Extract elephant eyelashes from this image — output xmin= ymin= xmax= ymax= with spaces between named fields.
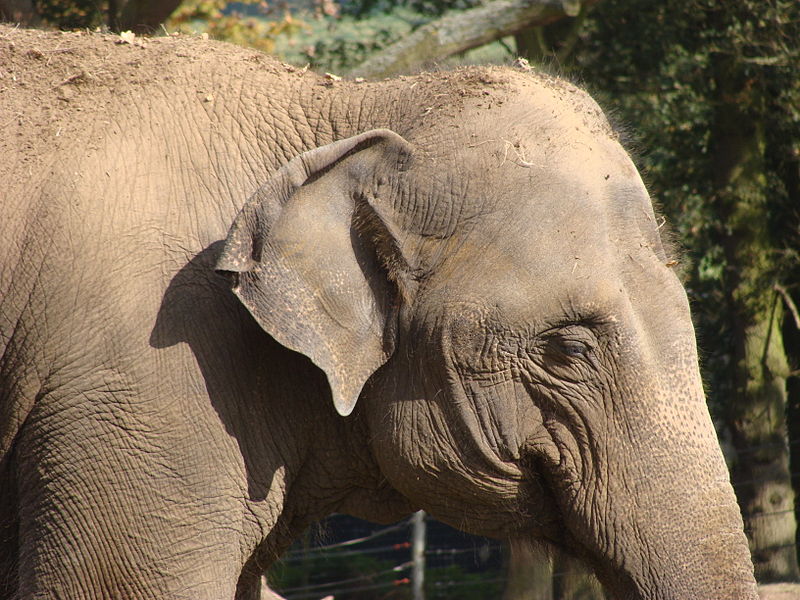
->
xmin=557 ymin=339 xmax=591 ymax=358
xmin=536 ymin=328 xmax=601 ymax=381
xmin=541 ymin=326 xmax=596 ymax=359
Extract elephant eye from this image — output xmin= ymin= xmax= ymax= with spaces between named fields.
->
xmin=558 ymin=339 xmax=591 ymax=357
xmin=542 ymin=328 xmax=596 ymax=361
xmin=535 ymin=327 xmax=600 ymax=381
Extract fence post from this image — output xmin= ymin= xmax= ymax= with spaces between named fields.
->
xmin=411 ymin=510 xmax=426 ymax=600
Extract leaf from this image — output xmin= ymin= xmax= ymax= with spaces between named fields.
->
xmin=118 ymin=30 xmax=136 ymax=45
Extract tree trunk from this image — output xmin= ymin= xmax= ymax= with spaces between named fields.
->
xmin=116 ymin=0 xmax=182 ymax=33
xmin=349 ymin=0 xmax=596 ymax=79
xmin=788 ymin=304 xmax=800 ymax=563
xmin=514 ymin=27 xmax=546 ymax=62
xmin=513 ymin=5 xmax=590 ymax=67
xmin=711 ymin=52 xmax=800 ymax=583
xmin=0 ymin=0 xmax=39 ymax=25
xmin=777 ymin=120 xmax=800 ymax=563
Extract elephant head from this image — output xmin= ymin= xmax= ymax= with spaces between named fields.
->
xmin=217 ymin=72 xmax=757 ymax=599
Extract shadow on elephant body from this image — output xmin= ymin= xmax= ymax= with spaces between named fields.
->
xmin=149 ymin=241 xmax=334 ymax=504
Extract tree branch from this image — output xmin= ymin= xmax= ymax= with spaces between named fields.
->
xmin=775 ymin=283 xmax=800 ymax=331
xmin=349 ymin=0 xmax=599 ymax=79
xmin=555 ymin=1 xmax=592 ymax=63
xmin=0 ymin=0 xmax=39 ymax=26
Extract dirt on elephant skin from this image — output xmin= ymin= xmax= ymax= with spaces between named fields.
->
xmin=0 ymin=23 xmax=615 ymax=182
xmin=0 ymin=25 xmax=308 ymax=174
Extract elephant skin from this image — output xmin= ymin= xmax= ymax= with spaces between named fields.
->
xmin=0 ymin=26 xmax=758 ymax=599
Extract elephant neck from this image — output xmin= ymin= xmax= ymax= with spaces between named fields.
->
xmin=296 ymin=406 xmax=416 ymax=525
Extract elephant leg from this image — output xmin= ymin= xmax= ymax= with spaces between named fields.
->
xmin=14 ymin=390 xmax=247 ymax=599
xmin=237 ymin=551 xmax=288 ymax=600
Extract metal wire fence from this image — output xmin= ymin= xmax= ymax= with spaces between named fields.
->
xmin=269 ymin=513 xmax=505 ymax=600
xmin=267 ymin=438 xmax=800 ymax=600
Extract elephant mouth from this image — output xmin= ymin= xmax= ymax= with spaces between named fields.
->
xmin=508 ymin=452 xmax=572 ymax=543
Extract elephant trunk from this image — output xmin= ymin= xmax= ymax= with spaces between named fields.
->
xmin=594 ymin=472 xmax=758 ymax=599
xmin=568 ymin=394 xmax=758 ymax=599
xmin=521 ymin=366 xmax=759 ymax=599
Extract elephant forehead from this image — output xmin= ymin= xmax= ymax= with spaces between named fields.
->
xmin=430 ymin=177 xmax=667 ymax=324
xmin=484 ymin=127 xmax=661 ymax=270
xmin=395 ymin=69 xmax=637 ymax=241
xmin=479 ymin=226 xmax=619 ymax=308
xmin=469 ymin=160 xmax=652 ymax=267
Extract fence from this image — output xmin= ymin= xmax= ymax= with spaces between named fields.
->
xmin=267 ymin=437 xmax=800 ymax=600
xmin=269 ymin=513 xmax=505 ymax=600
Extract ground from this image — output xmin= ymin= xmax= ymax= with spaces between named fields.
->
xmin=759 ymin=583 xmax=800 ymax=599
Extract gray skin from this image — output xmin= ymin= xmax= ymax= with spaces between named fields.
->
xmin=0 ymin=28 xmax=757 ymax=599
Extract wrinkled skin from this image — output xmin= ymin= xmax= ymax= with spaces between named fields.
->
xmin=0 ymin=27 xmax=757 ymax=599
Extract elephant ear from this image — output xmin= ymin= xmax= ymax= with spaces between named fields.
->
xmin=216 ymin=129 xmax=415 ymax=416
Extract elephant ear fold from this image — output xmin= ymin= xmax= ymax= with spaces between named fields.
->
xmin=216 ymin=129 xmax=414 ymax=416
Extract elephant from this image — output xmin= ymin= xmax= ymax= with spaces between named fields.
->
xmin=0 ymin=26 xmax=758 ymax=600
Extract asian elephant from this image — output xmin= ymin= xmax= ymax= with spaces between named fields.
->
xmin=0 ymin=26 xmax=758 ymax=599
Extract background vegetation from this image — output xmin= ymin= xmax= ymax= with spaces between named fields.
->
xmin=2 ymin=0 xmax=798 ymax=596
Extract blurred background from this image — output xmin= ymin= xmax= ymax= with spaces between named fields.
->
xmin=2 ymin=0 xmax=798 ymax=597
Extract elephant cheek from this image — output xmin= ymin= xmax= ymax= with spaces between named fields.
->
xmin=457 ymin=378 xmax=541 ymax=463
xmin=364 ymin=371 xmax=532 ymax=529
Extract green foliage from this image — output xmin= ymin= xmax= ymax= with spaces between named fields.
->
xmin=269 ymin=551 xmax=407 ymax=600
xmin=568 ymin=0 xmax=800 ymax=408
xmin=272 ymin=3 xmax=511 ymax=73
xmin=34 ymin=0 xmax=107 ymax=29
xmin=268 ymin=553 xmax=504 ymax=600
xmin=165 ymin=0 xmax=305 ymax=53
xmin=425 ymin=565 xmax=504 ymax=600
xmin=303 ymin=12 xmax=413 ymax=72
xmin=273 ymin=7 xmax=427 ymax=73
xmin=339 ymin=0 xmax=482 ymax=19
